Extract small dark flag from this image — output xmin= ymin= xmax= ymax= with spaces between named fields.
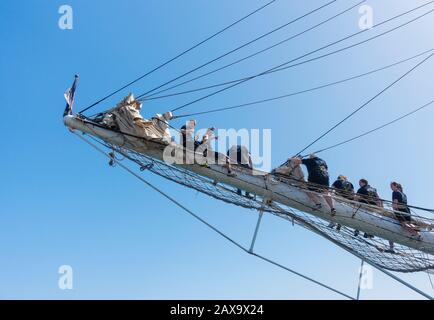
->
xmin=63 ymin=75 xmax=79 ymax=117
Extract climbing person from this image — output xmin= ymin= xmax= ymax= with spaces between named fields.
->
xmin=356 ymin=179 xmax=382 ymax=207
xmin=354 ymin=179 xmax=381 ymax=238
xmin=390 ymin=182 xmax=419 ymax=237
xmin=328 ymin=175 xmax=354 ymax=230
xmin=227 ymin=145 xmax=253 ymax=198
xmin=180 ymin=120 xmax=199 ymax=150
xmin=195 ymin=127 xmax=216 ymax=157
xmin=272 ymin=157 xmax=305 ymax=181
xmin=296 ymin=154 xmax=335 ymax=215
xmin=391 ymin=182 xmax=411 ymax=221
xmin=227 ymin=145 xmax=253 ymax=169
xmin=332 ymin=175 xmax=355 ymax=200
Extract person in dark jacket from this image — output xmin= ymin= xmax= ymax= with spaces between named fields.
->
xmin=328 ymin=175 xmax=355 ymax=230
xmin=227 ymin=145 xmax=253 ymax=169
xmin=354 ymin=179 xmax=382 ymax=238
xmin=296 ymin=154 xmax=335 ymax=214
xmin=332 ymin=175 xmax=355 ymax=200
xmin=180 ymin=120 xmax=199 ymax=150
xmin=390 ymin=182 xmax=419 ymax=237
xmin=390 ymin=182 xmax=411 ymax=222
xmin=227 ymin=145 xmax=253 ymax=198
xmin=356 ymin=179 xmax=382 ymax=207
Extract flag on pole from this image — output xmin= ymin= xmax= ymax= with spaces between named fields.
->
xmin=63 ymin=75 xmax=79 ymax=116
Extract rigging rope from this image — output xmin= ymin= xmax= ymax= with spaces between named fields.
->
xmin=295 ymin=52 xmax=434 ymax=156
xmin=142 ymin=22 xmax=434 ymax=103
xmin=170 ymin=3 xmax=434 ymax=112
xmin=170 ymin=48 xmax=434 ymax=117
xmin=310 ymin=100 xmax=434 ymax=155
xmin=135 ymin=0 xmax=337 ymax=99
xmin=77 ymin=0 xmax=277 ymax=114
xmin=139 ymin=0 xmax=365 ymax=100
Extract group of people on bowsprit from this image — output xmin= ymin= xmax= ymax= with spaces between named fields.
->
xmin=288 ymin=154 xmax=417 ymax=239
xmin=180 ymin=121 xmax=252 ymax=165
xmin=180 ymin=121 xmax=254 ymax=197
xmin=180 ymin=120 xmax=213 ymax=151
xmin=178 ymin=122 xmax=417 ymax=242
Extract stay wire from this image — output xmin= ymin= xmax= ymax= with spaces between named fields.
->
xmin=77 ymin=0 xmax=277 ymax=114
xmin=310 ymin=100 xmax=434 ymax=155
xmin=135 ymin=0 xmax=337 ymax=100
xmin=295 ymin=52 xmax=434 ymax=156
xmin=140 ymin=0 xmax=365 ymax=100
xmin=170 ymin=2 xmax=434 ymax=113
xmin=171 ymin=48 xmax=434 ymax=118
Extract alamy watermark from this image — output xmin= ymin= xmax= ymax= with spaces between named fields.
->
xmin=163 ymin=122 xmax=272 ymax=173
xmin=58 ymin=5 xmax=73 ymax=30
xmin=358 ymin=4 xmax=374 ymax=30
xmin=58 ymin=265 xmax=73 ymax=290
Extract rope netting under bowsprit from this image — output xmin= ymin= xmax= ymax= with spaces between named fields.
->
xmin=270 ymin=203 xmax=434 ymax=273
xmin=103 ymin=142 xmax=434 ymax=273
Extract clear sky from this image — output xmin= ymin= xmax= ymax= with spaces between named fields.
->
xmin=1 ymin=0 xmax=434 ymax=299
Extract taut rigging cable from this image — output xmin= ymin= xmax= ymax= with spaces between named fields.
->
xmin=139 ymin=0 xmax=365 ymax=100
xmin=77 ymin=0 xmax=277 ymax=114
xmin=169 ymin=4 xmax=434 ymax=112
xmin=310 ymin=100 xmax=434 ymax=155
xmin=134 ymin=0 xmax=338 ymax=99
xmin=169 ymin=48 xmax=434 ymax=117
xmin=294 ymin=52 xmax=434 ymax=156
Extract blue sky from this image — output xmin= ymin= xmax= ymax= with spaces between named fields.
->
xmin=1 ymin=0 xmax=434 ymax=299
